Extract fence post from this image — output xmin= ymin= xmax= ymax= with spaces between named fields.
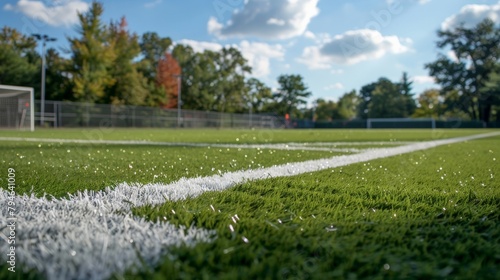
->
xmin=59 ymin=101 xmax=63 ymax=127
xmin=54 ymin=102 xmax=58 ymax=128
xmin=86 ymin=103 xmax=90 ymax=127
xmin=132 ymin=106 xmax=136 ymax=127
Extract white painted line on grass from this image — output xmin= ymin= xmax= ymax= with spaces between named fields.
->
xmin=1 ymin=132 xmax=499 ymax=280
xmin=0 ymin=137 xmax=379 ymax=153
xmin=287 ymin=141 xmax=417 ymax=146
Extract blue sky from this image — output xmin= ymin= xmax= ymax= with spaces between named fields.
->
xmin=2 ymin=0 xmax=500 ymax=103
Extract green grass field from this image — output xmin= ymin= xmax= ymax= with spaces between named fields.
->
xmin=0 ymin=128 xmax=493 ymax=143
xmin=1 ymin=129 xmax=499 ymax=280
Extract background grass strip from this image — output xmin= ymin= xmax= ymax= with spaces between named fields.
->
xmin=0 ymin=128 xmax=495 ymax=143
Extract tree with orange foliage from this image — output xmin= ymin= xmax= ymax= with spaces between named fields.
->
xmin=157 ymin=52 xmax=181 ymax=108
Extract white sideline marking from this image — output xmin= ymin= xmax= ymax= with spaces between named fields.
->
xmin=0 ymin=136 xmax=390 ymax=153
xmin=1 ymin=132 xmax=499 ymax=280
xmin=289 ymin=141 xmax=416 ymax=146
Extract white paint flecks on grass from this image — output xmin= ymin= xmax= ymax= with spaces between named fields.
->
xmin=0 ymin=132 xmax=499 ymax=280
xmin=0 ymin=191 xmax=215 ymax=280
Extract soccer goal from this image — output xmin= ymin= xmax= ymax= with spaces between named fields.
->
xmin=0 ymin=84 xmax=35 ymax=131
xmin=367 ymin=118 xmax=436 ymax=129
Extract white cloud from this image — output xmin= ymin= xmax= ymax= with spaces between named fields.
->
xmin=303 ymin=31 xmax=333 ymax=45
xmin=324 ymin=83 xmax=344 ymax=91
xmin=177 ymin=39 xmax=284 ymax=78
xmin=442 ymin=2 xmax=500 ymax=30
xmin=207 ymin=17 xmax=224 ymax=35
xmin=267 ymin=18 xmax=286 ymax=26
xmin=387 ymin=0 xmax=430 ymax=5
xmin=177 ymin=39 xmax=224 ymax=53
xmin=303 ymin=30 xmax=316 ymax=39
xmin=296 ymin=46 xmax=331 ymax=69
xmin=239 ymin=41 xmax=285 ymax=77
xmin=4 ymin=0 xmax=89 ymax=27
xmin=412 ymin=75 xmax=436 ymax=84
xmin=144 ymin=0 xmax=162 ymax=9
xmin=208 ymin=0 xmax=320 ymax=40
xmin=330 ymin=69 xmax=344 ymax=75
xmin=298 ymin=29 xmax=411 ymax=69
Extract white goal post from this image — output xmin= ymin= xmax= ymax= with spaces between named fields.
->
xmin=0 ymin=84 xmax=35 ymax=131
xmin=367 ymin=118 xmax=436 ymax=129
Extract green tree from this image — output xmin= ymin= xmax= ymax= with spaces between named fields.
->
xmin=68 ymin=1 xmax=116 ymax=103
xmin=337 ymin=90 xmax=359 ymax=119
xmin=272 ymin=74 xmax=312 ymax=117
xmin=105 ymin=17 xmax=148 ymax=105
xmin=0 ymin=27 xmax=38 ymax=91
xmin=313 ymin=98 xmax=339 ymax=121
xmin=359 ymin=77 xmax=416 ymax=118
xmin=137 ymin=32 xmax=173 ymax=107
xmin=357 ymin=81 xmax=377 ymax=119
xmin=172 ymin=45 xmax=252 ymax=113
xmin=243 ymin=78 xmax=272 ymax=113
xmin=399 ymin=72 xmax=417 ymax=116
xmin=481 ymin=65 xmax=500 ymax=121
xmin=172 ymin=45 xmax=217 ymax=111
xmin=138 ymin=32 xmax=172 ymax=81
xmin=212 ymin=47 xmax=252 ymax=113
xmin=412 ymin=89 xmax=445 ymax=118
xmin=426 ymin=18 xmax=500 ymax=122
xmin=368 ymin=78 xmax=408 ymax=118
xmin=441 ymin=90 xmax=473 ymax=120
xmin=44 ymin=48 xmax=72 ymax=100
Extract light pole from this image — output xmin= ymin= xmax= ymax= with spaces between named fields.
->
xmin=249 ymin=102 xmax=253 ymax=128
xmin=32 ymin=34 xmax=56 ymax=126
xmin=173 ymin=74 xmax=182 ymax=128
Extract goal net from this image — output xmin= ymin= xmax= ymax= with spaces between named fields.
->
xmin=0 ymin=85 xmax=35 ymax=131
xmin=367 ymin=118 xmax=436 ymax=129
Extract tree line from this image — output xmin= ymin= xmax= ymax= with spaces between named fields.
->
xmin=0 ymin=2 xmax=498 ymax=122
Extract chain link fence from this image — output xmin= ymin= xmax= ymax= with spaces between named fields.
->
xmin=32 ymin=100 xmax=498 ymax=129
xmin=35 ymin=100 xmax=283 ymax=128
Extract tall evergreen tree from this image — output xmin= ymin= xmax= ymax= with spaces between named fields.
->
xmin=68 ymin=1 xmax=115 ymax=103
xmin=399 ymin=72 xmax=417 ymax=116
xmin=105 ymin=17 xmax=148 ymax=105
